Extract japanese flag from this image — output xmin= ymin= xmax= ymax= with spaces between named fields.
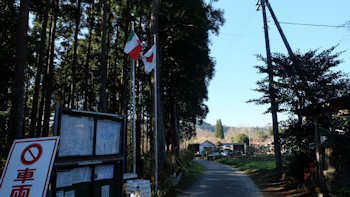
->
xmin=141 ymin=44 xmax=155 ymax=74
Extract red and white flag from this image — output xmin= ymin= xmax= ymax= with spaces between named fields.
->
xmin=142 ymin=45 xmax=155 ymax=74
xmin=124 ymin=30 xmax=142 ymax=60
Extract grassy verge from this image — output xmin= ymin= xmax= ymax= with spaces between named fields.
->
xmin=167 ymin=160 xmax=204 ymax=196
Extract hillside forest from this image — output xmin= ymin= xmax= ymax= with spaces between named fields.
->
xmin=194 ymin=121 xmax=274 ymax=145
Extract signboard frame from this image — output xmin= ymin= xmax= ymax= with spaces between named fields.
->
xmin=51 ymin=106 xmax=126 ymax=197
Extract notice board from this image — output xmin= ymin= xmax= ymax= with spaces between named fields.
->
xmin=52 ymin=106 xmax=126 ymax=197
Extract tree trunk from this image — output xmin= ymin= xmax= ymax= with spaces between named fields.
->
xmin=84 ymin=1 xmax=94 ymax=110
xmin=150 ymin=0 xmax=166 ymax=178
xmin=71 ymin=0 xmax=81 ymax=109
xmin=9 ymin=0 xmax=31 ymax=142
xmin=36 ymin=71 xmax=46 ymax=137
xmin=100 ymin=0 xmax=108 ymax=112
xmin=111 ymin=26 xmax=119 ymax=113
xmin=43 ymin=0 xmax=58 ymax=137
xmin=170 ymin=68 xmax=180 ymax=156
xmin=22 ymin=88 xmax=28 ymax=137
xmin=29 ymin=0 xmax=50 ymax=137
xmin=122 ymin=0 xmax=130 ymax=115
xmin=121 ymin=0 xmax=131 ymax=175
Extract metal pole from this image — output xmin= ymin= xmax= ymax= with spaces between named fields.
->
xmin=132 ymin=22 xmax=136 ymax=175
xmin=154 ymin=34 xmax=158 ymax=191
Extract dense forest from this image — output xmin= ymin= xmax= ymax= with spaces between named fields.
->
xmin=0 ymin=0 xmax=224 ymax=179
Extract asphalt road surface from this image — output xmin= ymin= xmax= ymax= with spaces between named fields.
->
xmin=179 ymin=158 xmax=263 ymax=197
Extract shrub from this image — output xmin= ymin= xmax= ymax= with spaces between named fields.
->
xmin=284 ymin=150 xmax=315 ymax=181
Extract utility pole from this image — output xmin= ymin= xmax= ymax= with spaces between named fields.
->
xmin=265 ymin=0 xmax=294 ymax=58
xmin=260 ymin=0 xmax=282 ymax=169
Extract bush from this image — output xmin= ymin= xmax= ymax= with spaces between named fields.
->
xmin=330 ymin=188 xmax=350 ymax=197
xmin=284 ymin=150 xmax=315 ymax=181
xmin=180 ymin=150 xmax=194 ymax=166
xmin=246 ymin=146 xmax=256 ymax=153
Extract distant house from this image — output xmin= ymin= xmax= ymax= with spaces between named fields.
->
xmin=220 ymin=143 xmax=246 ymax=154
xmin=199 ymin=141 xmax=216 ymax=155
xmin=249 ymin=141 xmax=260 ymax=148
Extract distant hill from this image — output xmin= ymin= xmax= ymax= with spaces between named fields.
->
xmin=196 ymin=121 xmax=231 ymax=133
xmin=196 ymin=121 xmax=270 ymax=134
xmin=196 ymin=121 xmax=214 ymax=132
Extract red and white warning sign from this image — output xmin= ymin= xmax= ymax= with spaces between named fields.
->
xmin=0 ymin=136 xmax=59 ymax=197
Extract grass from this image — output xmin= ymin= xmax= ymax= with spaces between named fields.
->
xmin=167 ymin=160 xmax=205 ymax=196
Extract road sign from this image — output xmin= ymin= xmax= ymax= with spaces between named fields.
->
xmin=0 ymin=137 xmax=59 ymax=197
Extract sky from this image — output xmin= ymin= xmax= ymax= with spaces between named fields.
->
xmin=203 ymin=0 xmax=350 ymax=127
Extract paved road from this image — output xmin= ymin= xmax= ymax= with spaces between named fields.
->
xmin=179 ymin=158 xmax=263 ymax=197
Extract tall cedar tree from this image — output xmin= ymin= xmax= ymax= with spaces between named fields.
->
xmin=9 ymin=0 xmax=31 ymax=142
xmin=214 ymin=119 xmax=224 ymax=139
xmin=160 ymin=0 xmax=224 ymax=150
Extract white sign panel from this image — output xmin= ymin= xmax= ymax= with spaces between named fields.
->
xmin=0 ymin=137 xmax=59 ymax=197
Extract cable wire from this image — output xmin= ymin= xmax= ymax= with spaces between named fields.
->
xmin=279 ymin=22 xmax=350 ymax=28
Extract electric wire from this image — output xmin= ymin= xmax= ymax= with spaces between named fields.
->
xmin=217 ymin=0 xmax=258 ymax=71
xmin=279 ymin=22 xmax=350 ymax=28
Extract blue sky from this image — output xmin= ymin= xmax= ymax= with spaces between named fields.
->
xmin=204 ymin=0 xmax=350 ymax=127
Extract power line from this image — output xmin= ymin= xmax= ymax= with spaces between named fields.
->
xmin=220 ymin=30 xmax=260 ymax=37
xmin=218 ymin=1 xmax=258 ymax=69
xmin=279 ymin=22 xmax=350 ymax=28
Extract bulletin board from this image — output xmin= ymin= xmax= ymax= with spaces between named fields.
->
xmin=51 ymin=106 xmax=126 ymax=197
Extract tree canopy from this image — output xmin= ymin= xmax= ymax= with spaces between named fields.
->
xmin=248 ymin=47 xmax=350 ymax=116
xmin=232 ymin=133 xmax=249 ymax=144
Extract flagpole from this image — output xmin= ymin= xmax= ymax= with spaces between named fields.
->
xmin=132 ymin=21 xmax=136 ymax=175
xmin=154 ymin=34 xmax=158 ymax=191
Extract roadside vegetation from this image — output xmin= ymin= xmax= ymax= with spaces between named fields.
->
xmin=167 ymin=159 xmax=204 ymax=196
xmin=149 ymin=150 xmax=204 ymax=197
